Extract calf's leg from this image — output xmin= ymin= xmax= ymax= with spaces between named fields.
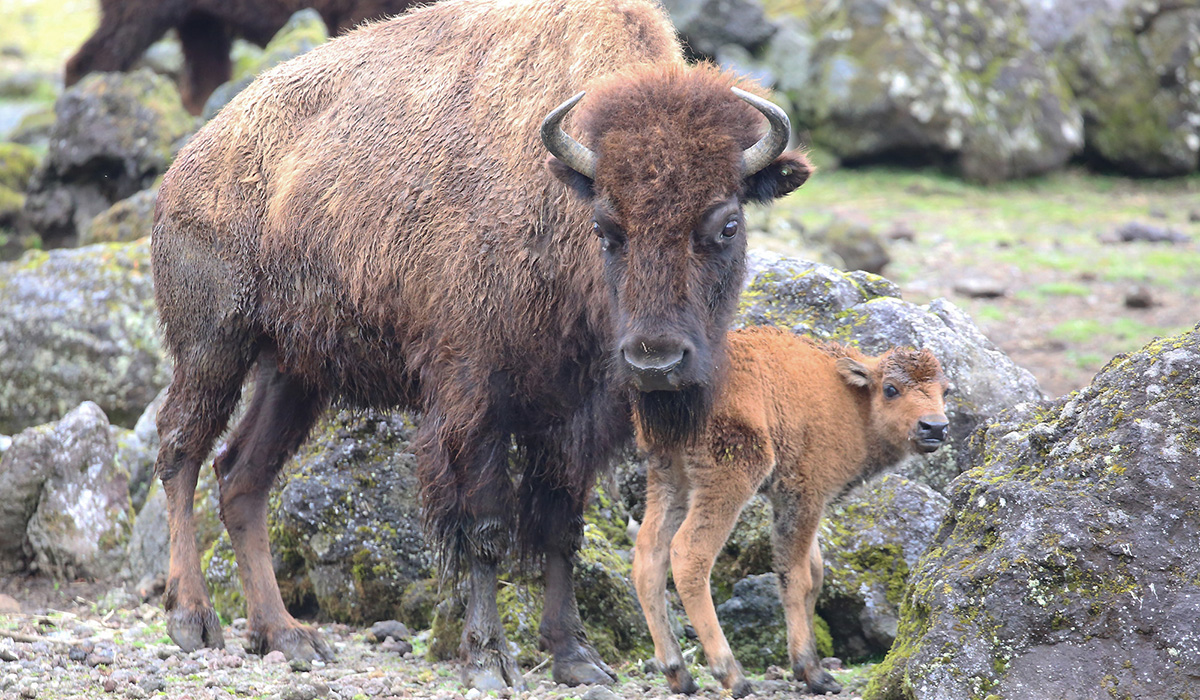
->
xmin=632 ymin=450 xmax=697 ymax=694
xmin=669 ymin=457 xmax=767 ymax=698
xmin=770 ymin=490 xmax=841 ymax=695
xmin=215 ymin=351 xmax=331 ymax=660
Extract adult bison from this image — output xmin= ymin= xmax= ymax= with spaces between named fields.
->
xmin=66 ymin=0 xmax=417 ymax=114
xmin=151 ymin=0 xmax=811 ymax=689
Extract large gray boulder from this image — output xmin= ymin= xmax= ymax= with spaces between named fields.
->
xmin=1056 ymin=2 xmax=1200 ymax=176
xmin=22 ymin=68 xmax=193 ymax=246
xmin=662 ymin=0 xmax=776 ymax=56
xmin=22 ymin=403 xmax=134 ymax=581
xmin=868 ymin=326 xmax=1200 ymax=699
xmin=738 ymin=252 xmax=1043 ymax=492
xmin=266 ymin=408 xmax=432 ymax=624
xmin=763 ymin=0 xmax=1083 ymax=182
xmin=0 ymin=427 xmax=54 ymax=573
xmin=818 ymin=475 xmax=950 ymax=661
xmin=0 ymin=240 xmax=170 ymax=435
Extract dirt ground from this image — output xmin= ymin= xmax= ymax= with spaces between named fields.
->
xmin=751 ymin=165 xmax=1200 ymax=398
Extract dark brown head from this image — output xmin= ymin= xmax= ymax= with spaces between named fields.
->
xmin=542 ymin=63 xmax=812 ymax=443
xmin=836 ymin=347 xmax=950 ymax=456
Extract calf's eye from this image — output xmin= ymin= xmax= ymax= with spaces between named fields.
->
xmin=884 ymin=384 xmax=899 ymax=399
xmin=592 ymin=221 xmax=602 ymax=237
xmin=721 ymin=219 xmax=740 ymax=238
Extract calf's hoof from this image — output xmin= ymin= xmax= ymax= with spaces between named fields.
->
xmin=730 ymin=678 xmax=754 ymax=698
xmin=167 ymin=605 xmax=225 ymax=652
xmin=665 ymin=663 xmax=699 ymax=695
xmin=551 ymin=641 xmax=618 ymax=686
xmin=805 ymin=669 xmax=843 ymax=695
xmin=252 ymin=623 xmax=335 ymax=662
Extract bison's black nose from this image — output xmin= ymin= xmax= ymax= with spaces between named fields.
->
xmin=621 ymin=338 xmax=688 ymax=391
xmin=916 ymin=416 xmax=949 ymax=452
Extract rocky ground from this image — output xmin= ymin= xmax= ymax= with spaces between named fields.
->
xmin=0 ymin=580 xmax=867 ymax=700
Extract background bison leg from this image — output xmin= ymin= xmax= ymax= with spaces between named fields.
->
xmin=64 ymin=4 xmax=178 ymax=87
xmin=632 ymin=451 xmax=698 ymax=694
xmin=176 ymin=12 xmax=233 ymax=115
xmin=215 ymin=350 xmax=332 ymax=661
xmin=518 ymin=438 xmax=617 ymax=687
xmin=157 ymin=351 xmax=253 ymax=653
xmin=768 ymin=489 xmax=842 ymax=695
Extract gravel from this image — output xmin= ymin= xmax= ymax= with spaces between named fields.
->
xmin=0 ymin=584 xmax=866 ymax=700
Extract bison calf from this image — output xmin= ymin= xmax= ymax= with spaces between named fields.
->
xmin=633 ymin=326 xmax=949 ymax=696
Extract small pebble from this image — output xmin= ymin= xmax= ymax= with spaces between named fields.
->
xmin=580 ymin=686 xmax=619 ymax=700
xmin=821 ymin=656 xmax=844 ymax=671
xmin=290 ymin=657 xmax=312 ymax=672
xmin=263 ymin=650 xmax=288 ymax=664
xmin=104 ymin=678 xmax=118 ymax=692
xmin=1124 ymin=285 xmax=1155 ymax=309
xmin=0 ymin=648 xmax=19 ymax=662
xmin=367 ymin=620 xmax=411 ymax=643
xmin=465 ymin=688 xmax=482 ymax=700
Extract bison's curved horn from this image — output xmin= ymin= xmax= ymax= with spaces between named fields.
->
xmin=541 ymin=91 xmax=597 ymax=180
xmin=733 ymin=87 xmax=791 ymax=176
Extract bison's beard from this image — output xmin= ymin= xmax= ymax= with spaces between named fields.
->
xmin=633 ymin=384 xmax=713 ymax=448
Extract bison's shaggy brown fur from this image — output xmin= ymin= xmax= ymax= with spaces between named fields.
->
xmin=151 ymin=0 xmax=811 ymax=689
xmin=633 ymin=327 xmax=948 ymax=697
xmin=65 ymin=0 xmax=418 ymax=114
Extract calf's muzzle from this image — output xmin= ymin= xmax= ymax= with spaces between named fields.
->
xmin=915 ymin=415 xmax=949 ymax=452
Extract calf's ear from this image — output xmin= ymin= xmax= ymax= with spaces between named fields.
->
xmin=836 ymin=357 xmax=872 ymax=388
xmin=743 ymin=151 xmax=813 ymax=203
xmin=548 ymin=156 xmax=595 ymax=200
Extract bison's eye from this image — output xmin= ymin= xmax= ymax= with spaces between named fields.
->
xmin=721 ymin=219 xmax=740 ymax=239
xmin=884 ymin=384 xmax=900 ymax=399
xmin=592 ymin=221 xmax=602 ymax=237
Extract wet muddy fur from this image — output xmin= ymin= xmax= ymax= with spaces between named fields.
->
xmin=633 ymin=328 xmax=948 ymax=696
xmin=151 ymin=0 xmax=810 ymax=688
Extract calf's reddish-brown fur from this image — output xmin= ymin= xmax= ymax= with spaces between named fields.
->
xmin=633 ymin=327 xmax=949 ymax=697
xmin=151 ymin=0 xmax=811 ymax=689
xmin=66 ymin=0 xmax=418 ymax=114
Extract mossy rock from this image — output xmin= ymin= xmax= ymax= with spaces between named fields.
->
xmin=202 ymin=532 xmax=245 ymax=621
xmin=761 ymin=0 xmax=1083 ymax=181
xmin=0 ymin=185 xmax=23 ymax=225
xmin=84 ymin=188 xmax=157 ymax=244
xmin=428 ymin=593 xmax=466 ymax=662
xmin=0 ymin=143 xmax=38 ymax=191
xmin=817 ymin=475 xmax=949 ymax=661
xmin=867 ymin=327 xmax=1200 ymax=699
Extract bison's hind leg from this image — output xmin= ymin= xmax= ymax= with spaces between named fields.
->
xmin=177 ymin=11 xmax=233 ymax=115
xmin=214 ymin=348 xmax=331 ymax=661
xmin=158 ymin=340 xmax=258 ymax=653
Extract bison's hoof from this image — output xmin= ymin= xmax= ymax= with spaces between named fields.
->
xmin=806 ymin=669 xmax=843 ymax=695
xmin=167 ymin=605 xmax=225 ymax=652
xmin=551 ymin=640 xmax=618 ymax=687
xmin=462 ymin=646 xmax=526 ymax=691
xmin=664 ymin=664 xmax=699 ymax=695
xmin=253 ymin=624 xmax=336 ymax=662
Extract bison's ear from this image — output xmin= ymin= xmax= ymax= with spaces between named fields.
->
xmin=548 ymin=156 xmax=595 ymax=200
xmin=742 ymin=151 xmax=813 ymax=203
xmin=836 ymin=357 xmax=872 ymax=389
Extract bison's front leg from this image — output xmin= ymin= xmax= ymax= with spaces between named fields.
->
xmin=521 ymin=463 xmax=617 ymax=687
xmin=460 ymin=527 xmax=525 ymax=691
